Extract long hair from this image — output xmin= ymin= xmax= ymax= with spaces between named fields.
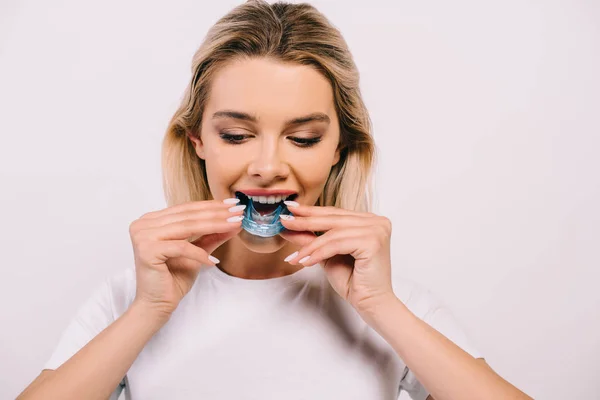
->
xmin=162 ymin=0 xmax=375 ymax=212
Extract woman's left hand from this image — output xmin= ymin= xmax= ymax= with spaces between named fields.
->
xmin=279 ymin=203 xmax=395 ymax=315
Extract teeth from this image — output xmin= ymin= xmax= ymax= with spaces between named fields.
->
xmin=247 ymin=195 xmax=291 ymax=204
xmin=249 ymin=207 xmax=277 ymax=223
xmin=252 ymin=213 xmax=274 ymax=223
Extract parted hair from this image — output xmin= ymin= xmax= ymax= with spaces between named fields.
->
xmin=161 ymin=0 xmax=375 ymax=212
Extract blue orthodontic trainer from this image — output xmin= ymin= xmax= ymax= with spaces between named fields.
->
xmin=241 ymin=198 xmax=293 ymax=238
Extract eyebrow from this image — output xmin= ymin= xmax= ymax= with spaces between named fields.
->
xmin=212 ymin=110 xmax=330 ymax=126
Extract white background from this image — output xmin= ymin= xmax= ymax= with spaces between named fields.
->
xmin=1 ymin=0 xmax=598 ymax=399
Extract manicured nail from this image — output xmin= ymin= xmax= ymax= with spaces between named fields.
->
xmin=223 ymin=198 xmax=240 ymax=204
xmin=284 ymin=251 xmax=299 ymax=262
xmin=208 ymin=255 xmax=220 ymax=264
xmin=279 ymin=214 xmax=294 ymax=220
xmin=228 ymin=205 xmax=246 ymax=212
xmin=227 ymin=215 xmax=244 ymax=222
xmin=298 ymin=256 xmax=311 ymax=264
xmin=284 ymin=200 xmax=299 ymax=207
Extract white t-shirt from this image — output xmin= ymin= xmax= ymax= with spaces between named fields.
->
xmin=44 ymin=265 xmax=481 ymax=400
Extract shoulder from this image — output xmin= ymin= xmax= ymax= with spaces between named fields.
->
xmin=85 ymin=267 xmax=137 ymax=320
xmin=392 ymin=275 xmax=483 ymax=360
xmin=392 ymin=277 xmax=445 ymax=321
xmin=42 ymin=267 xmax=136 ymax=373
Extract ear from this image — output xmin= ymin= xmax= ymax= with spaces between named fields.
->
xmin=187 ymin=131 xmax=206 ymax=160
xmin=332 ymin=144 xmax=344 ymax=166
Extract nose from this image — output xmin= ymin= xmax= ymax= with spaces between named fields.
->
xmin=247 ymin=136 xmax=290 ymax=183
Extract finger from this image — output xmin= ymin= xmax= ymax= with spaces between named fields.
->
xmin=279 ymin=214 xmax=373 ymax=233
xmin=285 ymin=228 xmax=354 ymax=263
xmin=194 ymin=226 xmax=243 ymax=255
xmin=165 ymin=255 xmax=204 ymax=274
xmin=149 ymin=240 xmax=216 ymax=267
xmin=278 ymin=229 xmax=317 ymax=247
xmin=283 ymin=203 xmax=371 ymax=218
xmin=142 ymin=216 xmax=244 ymax=242
xmin=136 ymin=205 xmax=246 ymax=231
xmin=140 ymin=198 xmax=240 ymax=220
xmin=293 ymin=234 xmax=367 ymax=267
xmin=285 ymin=228 xmax=366 ymax=265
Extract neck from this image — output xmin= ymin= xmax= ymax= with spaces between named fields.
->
xmin=212 ymin=235 xmax=303 ymax=280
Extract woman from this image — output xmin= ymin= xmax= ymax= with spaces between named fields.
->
xmin=19 ymin=1 xmax=531 ymax=399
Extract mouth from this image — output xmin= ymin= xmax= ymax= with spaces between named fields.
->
xmin=234 ymin=191 xmax=298 ymax=217
xmin=234 ymin=191 xmax=297 ymax=237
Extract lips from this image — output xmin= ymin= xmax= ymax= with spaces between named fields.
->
xmin=234 ymin=190 xmax=295 ymax=237
xmin=234 ymin=191 xmax=297 ymax=216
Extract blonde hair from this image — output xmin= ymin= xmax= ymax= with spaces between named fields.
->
xmin=161 ymin=0 xmax=375 ymax=212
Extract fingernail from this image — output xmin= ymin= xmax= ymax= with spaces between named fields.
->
xmin=227 ymin=215 xmax=244 ymax=222
xmin=228 ymin=205 xmax=246 ymax=212
xmin=284 ymin=200 xmax=299 ymax=207
xmin=298 ymin=256 xmax=311 ymax=264
xmin=223 ymin=198 xmax=240 ymax=204
xmin=284 ymin=251 xmax=299 ymax=262
xmin=208 ymin=255 xmax=220 ymax=264
xmin=279 ymin=214 xmax=295 ymax=220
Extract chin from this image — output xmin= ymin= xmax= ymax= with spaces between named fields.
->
xmin=238 ymin=230 xmax=287 ymax=254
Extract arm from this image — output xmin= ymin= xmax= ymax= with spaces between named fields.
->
xmin=17 ymin=301 xmax=168 ymax=400
xmin=19 ymin=199 xmax=243 ymax=399
xmin=425 ymin=359 xmax=497 ymax=400
xmin=364 ymin=295 xmax=532 ymax=400
xmin=277 ymin=206 xmax=531 ymax=399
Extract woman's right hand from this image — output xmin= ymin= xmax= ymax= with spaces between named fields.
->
xmin=128 ymin=199 xmax=244 ymax=319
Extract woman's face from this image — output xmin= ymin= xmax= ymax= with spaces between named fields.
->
xmin=190 ymin=57 xmax=341 ymax=252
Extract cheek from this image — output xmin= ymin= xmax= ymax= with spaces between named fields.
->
xmin=203 ymin=141 xmax=247 ymax=194
xmin=291 ymin=147 xmax=337 ymax=198
xmin=297 ymin=166 xmax=332 ymax=200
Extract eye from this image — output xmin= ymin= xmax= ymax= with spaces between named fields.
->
xmin=219 ymin=132 xmax=250 ymax=144
xmin=288 ymin=136 xmax=322 ymax=148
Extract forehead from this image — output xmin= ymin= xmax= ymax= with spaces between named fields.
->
xmin=205 ymin=57 xmax=337 ymax=120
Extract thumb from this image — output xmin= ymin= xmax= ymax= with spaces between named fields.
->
xmin=278 ymin=229 xmax=317 ymax=247
xmin=193 ymin=227 xmax=242 ymax=254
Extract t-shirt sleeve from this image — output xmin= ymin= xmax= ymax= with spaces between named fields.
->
xmin=43 ymin=268 xmax=135 ymax=400
xmin=393 ymin=279 xmax=483 ymax=400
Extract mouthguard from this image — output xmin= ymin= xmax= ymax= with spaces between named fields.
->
xmin=241 ymin=198 xmax=293 ymax=238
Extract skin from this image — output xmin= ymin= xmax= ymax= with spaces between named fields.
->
xmin=188 ymin=57 xmax=532 ymax=400
xmin=18 ymin=57 xmax=531 ymax=400
xmin=189 ymin=57 xmax=340 ymax=279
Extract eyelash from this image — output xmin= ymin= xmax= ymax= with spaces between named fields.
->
xmin=219 ymin=132 xmax=322 ymax=148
